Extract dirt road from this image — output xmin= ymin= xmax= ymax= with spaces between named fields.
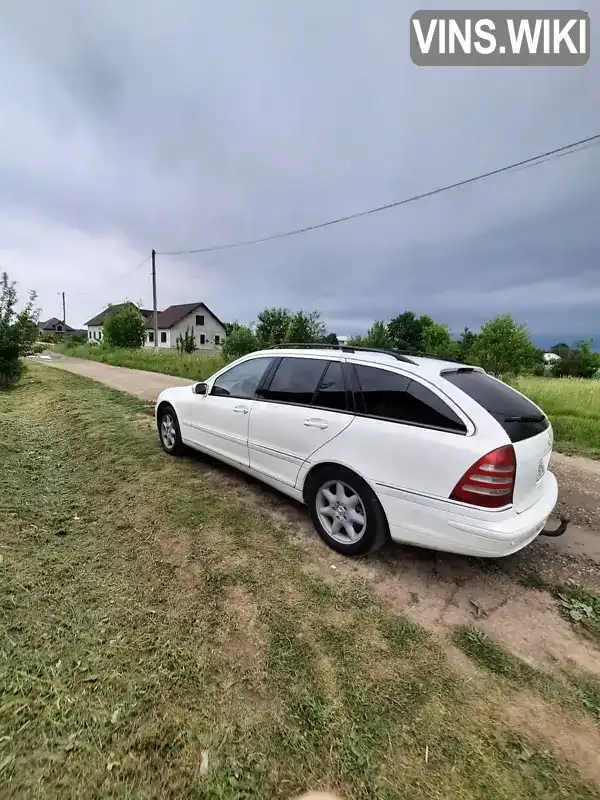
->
xmin=41 ymin=352 xmax=195 ymax=400
xmin=41 ymin=353 xmax=600 ymax=568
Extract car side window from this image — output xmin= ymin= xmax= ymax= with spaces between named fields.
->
xmin=313 ymin=361 xmax=348 ymax=412
xmin=259 ymin=357 xmax=327 ymax=406
xmin=211 ymin=357 xmax=274 ymax=400
xmin=354 ymin=364 xmax=466 ymax=432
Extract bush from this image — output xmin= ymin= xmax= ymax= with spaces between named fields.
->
xmin=222 ymin=323 xmax=257 ymax=360
xmin=103 ymin=303 xmax=147 ymax=349
xmin=0 ymin=271 xmax=39 ymax=391
xmin=176 ymin=326 xmax=197 ymax=354
xmin=551 ymin=339 xmax=600 ymax=379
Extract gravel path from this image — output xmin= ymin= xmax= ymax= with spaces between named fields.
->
xmin=42 ymin=353 xmax=194 ymax=401
xmin=39 ymin=353 xmax=600 ymax=565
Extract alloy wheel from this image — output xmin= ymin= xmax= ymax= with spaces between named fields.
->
xmin=316 ymin=480 xmax=367 ymax=544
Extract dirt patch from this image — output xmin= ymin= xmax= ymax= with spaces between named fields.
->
xmin=503 ymin=691 xmax=600 ymax=786
xmin=218 ymin=586 xmax=266 ymax=670
xmin=553 ymin=452 xmax=600 ymax=529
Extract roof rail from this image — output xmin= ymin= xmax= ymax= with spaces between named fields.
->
xmin=272 ymin=342 xmax=417 ymax=365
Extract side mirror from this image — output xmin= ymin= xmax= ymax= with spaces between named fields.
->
xmin=193 ymin=382 xmax=207 ymax=395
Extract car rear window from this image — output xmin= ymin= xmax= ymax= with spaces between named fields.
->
xmin=443 ymin=370 xmax=549 ymax=442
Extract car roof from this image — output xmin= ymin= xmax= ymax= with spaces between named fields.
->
xmin=255 ymin=347 xmax=478 ymax=378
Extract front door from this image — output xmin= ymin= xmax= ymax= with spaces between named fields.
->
xmin=187 ymin=356 xmax=275 ymax=467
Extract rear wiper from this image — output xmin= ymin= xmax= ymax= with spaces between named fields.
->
xmin=504 ymin=414 xmax=545 ymax=423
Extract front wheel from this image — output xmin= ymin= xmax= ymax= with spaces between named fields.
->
xmin=305 ymin=466 xmax=388 ymax=556
xmin=158 ymin=405 xmax=185 ymax=456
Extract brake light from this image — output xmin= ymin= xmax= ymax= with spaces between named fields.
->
xmin=450 ymin=445 xmax=516 ymax=509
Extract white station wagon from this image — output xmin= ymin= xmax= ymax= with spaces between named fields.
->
xmin=155 ymin=345 xmax=568 ymax=558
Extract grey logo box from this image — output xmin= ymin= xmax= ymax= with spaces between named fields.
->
xmin=410 ymin=10 xmax=590 ymax=66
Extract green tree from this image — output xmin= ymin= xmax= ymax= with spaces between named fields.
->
xmin=420 ymin=321 xmax=458 ymax=360
xmin=364 ymin=320 xmax=391 ymax=348
xmin=468 ymin=314 xmax=537 ymax=377
xmin=0 ymin=271 xmax=39 ymax=390
xmin=552 ymin=339 xmax=600 ymax=379
xmin=175 ymin=326 xmax=197 ymax=354
xmin=285 ymin=311 xmax=314 ymax=344
xmin=255 ymin=307 xmax=292 ymax=347
xmin=222 ymin=323 xmax=258 ymax=360
xmin=457 ymin=327 xmax=479 ymax=362
xmin=103 ymin=303 xmax=147 ymax=349
xmin=306 ymin=310 xmax=327 ymax=343
xmin=321 ymin=332 xmax=339 ymax=345
xmin=550 ymin=342 xmax=571 ymax=360
xmin=387 ymin=311 xmax=436 ymax=352
xmin=387 ymin=311 xmax=422 ymax=351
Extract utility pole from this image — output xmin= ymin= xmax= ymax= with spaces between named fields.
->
xmin=61 ymin=291 xmax=67 ymax=344
xmin=151 ymin=249 xmax=158 ymax=352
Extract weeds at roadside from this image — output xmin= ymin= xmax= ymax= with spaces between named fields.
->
xmin=556 ymin=587 xmax=600 ymax=644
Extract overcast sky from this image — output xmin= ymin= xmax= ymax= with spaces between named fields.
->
xmin=1 ymin=0 xmax=598 ymax=343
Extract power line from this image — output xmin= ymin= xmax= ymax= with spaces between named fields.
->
xmin=71 ymin=255 xmax=151 ymax=298
xmin=156 ymin=132 xmax=600 ymax=257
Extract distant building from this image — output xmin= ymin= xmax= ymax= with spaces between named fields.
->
xmin=85 ymin=302 xmax=226 ymax=349
xmin=39 ymin=317 xmax=74 ymax=336
xmin=543 ymin=352 xmax=561 ymax=364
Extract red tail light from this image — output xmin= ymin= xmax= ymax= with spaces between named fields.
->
xmin=450 ymin=445 xmax=516 ymax=509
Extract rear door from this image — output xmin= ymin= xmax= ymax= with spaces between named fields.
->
xmin=442 ymin=370 xmax=553 ymax=512
xmin=341 ymin=362 xmax=473 ymax=499
xmin=248 ymin=357 xmax=354 ymax=487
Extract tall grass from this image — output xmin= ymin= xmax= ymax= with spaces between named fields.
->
xmin=514 ymin=376 xmax=600 ymax=459
xmin=53 ymin=346 xmax=600 ymax=459
xmin=54 ymin=343 xmax=226 ymax=381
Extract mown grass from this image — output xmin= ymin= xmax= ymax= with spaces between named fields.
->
xmin=1 ymin=366 xmax=598 ymax=797
xmin=53 ymin=343 xmax=226 ymax=381
xmin=514 ymin=376 xmax=600 ymax=459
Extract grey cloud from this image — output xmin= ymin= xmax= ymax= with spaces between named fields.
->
xmin=0 ymin=0 xmax=599 ymax=346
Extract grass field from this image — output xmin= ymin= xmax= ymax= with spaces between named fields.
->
xmin=1 ymin=365 xmax=599 ymax=798
xmin=514 ymin=376 xmax=600 ymax=459
xmin=54 ymin=345 xmax=600 ymax=460
xmin=54 ymin=343 xmax=226 ymax=381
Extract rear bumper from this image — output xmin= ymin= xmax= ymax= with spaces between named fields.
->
xmin=378 ymin=471 xmax=559 ymax=558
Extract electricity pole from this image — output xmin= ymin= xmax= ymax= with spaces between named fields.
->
xmin=151 ymin=249 xmax=158 ymax=352
xmin=61 ymin=291 xmax=67 ymax=344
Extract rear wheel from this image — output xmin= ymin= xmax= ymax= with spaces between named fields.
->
xmin=305 ymin=466 xmax=388 ymax=555
xmin=158 ymin=405 xmax=185 ymax=456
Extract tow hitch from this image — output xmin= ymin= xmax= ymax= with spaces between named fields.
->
xmin=540 ymin=513 xmax=570 ymax=538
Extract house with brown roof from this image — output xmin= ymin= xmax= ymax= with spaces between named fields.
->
xmin=85 ymin=302 xmax=226 ymax=349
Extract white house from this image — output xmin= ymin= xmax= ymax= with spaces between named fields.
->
xmin=144 ymin=302 xmax=226 ymax=349
xmin=543 ymin=352 xmax=561 ymax=364
xmin=85 ymin=305 xmax=153 ymax=344
xmin=85 ymin=302 xmax=226 ymax=350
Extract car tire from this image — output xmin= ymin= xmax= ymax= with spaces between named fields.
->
xmin=305 ymin=465 xmax=389 ymax=556
xmin=158 ymin=405 xmax=186 ymax=456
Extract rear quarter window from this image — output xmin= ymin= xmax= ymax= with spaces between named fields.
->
xmin=443 ymin=370 xmax=549 ymax=443
xmin=353 ymin=364 xmax=467 ymax=433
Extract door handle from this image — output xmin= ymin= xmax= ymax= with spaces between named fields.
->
xmin=304 ymin=419 xmax=328 ymax=429
xmin=233 ymin=406 xmax=249 ymax=414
